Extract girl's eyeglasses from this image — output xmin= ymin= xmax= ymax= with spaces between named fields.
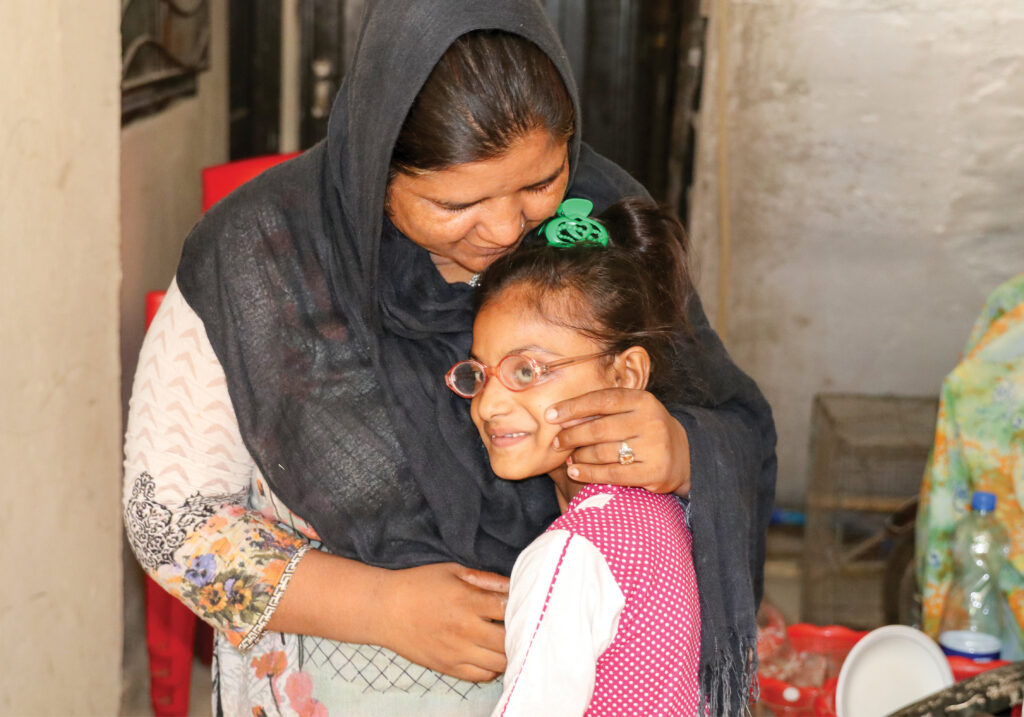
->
xmin=445 ymin=351 xmax=614 ymax=398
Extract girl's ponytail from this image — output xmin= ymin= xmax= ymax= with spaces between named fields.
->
xmin=596 ymin=196 xmax=695 ymax=339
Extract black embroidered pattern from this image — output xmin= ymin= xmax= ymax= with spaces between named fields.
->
xmin=124 ymin=471 xmax=233 ymax=571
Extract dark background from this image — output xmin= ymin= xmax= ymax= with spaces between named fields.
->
xmin=229 ymin=0 xmax=706 ymax=220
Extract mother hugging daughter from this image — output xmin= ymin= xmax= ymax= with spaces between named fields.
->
xmin=124 ymin=0 xmax=775 ymax=714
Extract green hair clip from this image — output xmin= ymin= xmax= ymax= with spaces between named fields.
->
xmin=541 ymin=198 xmax=610 ymax=248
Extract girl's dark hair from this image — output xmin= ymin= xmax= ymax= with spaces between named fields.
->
xmin=475 ymin=197 xmax=701 ymax=402
xmin=390 ymin=30 xmax=575 ymax=175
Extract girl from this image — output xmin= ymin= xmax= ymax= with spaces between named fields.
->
xmin=446 ymin=197 xmax=703 ymax=715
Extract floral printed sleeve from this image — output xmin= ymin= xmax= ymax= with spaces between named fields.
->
xmin=124 ymin=280 xmax=316 ymax=650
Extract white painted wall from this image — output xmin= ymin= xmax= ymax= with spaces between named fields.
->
xmin=0 ymin=3 xmax=122 ymax=714
xmin=690 ymin=0 xmax=1024 ymax=505
xmin=119 ymin=2 xmax=230 ymax=711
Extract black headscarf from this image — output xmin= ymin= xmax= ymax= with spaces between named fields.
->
xmin=177 ymin=1 xmax=776 ymax=712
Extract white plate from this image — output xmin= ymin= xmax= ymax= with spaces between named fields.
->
xmin=836 ymin=625 xmax=953 ymax=717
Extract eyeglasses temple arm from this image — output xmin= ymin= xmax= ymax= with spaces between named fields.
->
xmin=540 ymin=350 xmax=616 ymax=372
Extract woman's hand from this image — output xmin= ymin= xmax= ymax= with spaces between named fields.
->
xmin=376 ymin=563 xmax=509 ymax=682
xmin=268 ymin=552 xmax=508 ymax=682
xmin=546 ymin=387 xmax=691 ymax=497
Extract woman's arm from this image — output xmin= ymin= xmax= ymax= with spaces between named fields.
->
xmin=269 ymin=551 xmax=508 ymax=681
xmin=543 ymin=292 xmax=776 ymax=609
xmin=125 ymin=282 xmax=509 ymax=678
xmin=124 ymin=281 xmax=312 ymax=649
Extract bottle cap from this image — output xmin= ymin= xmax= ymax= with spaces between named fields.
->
xmin=972 ymin=491 xmax=997 ymax=512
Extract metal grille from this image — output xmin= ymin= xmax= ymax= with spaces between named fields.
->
xmin=121 ymin=0 xmax=211 ymax=122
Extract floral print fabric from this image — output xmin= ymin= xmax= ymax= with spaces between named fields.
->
xmin=917 ymin=273 xmax=1024 ymax=654
xmin=124 ymin=479 xmax=311 ymax=649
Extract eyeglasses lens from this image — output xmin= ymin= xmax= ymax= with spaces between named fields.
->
xmin=451 ymin=362 xmax=485 ymax=397
xmin=500 ymin=355 xmax=537 ymax=390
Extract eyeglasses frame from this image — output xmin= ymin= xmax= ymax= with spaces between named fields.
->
xmin=445 ymin=350 xmax=616 ymax=398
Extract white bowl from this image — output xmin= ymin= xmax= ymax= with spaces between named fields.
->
xmin=836 ymin=625 xmax=953 ymax=717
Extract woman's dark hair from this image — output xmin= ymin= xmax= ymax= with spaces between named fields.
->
xmin=390 ymin=30 xmax=575 ymax=175
xmin=474 ymin=197 xmax=701 ymax=402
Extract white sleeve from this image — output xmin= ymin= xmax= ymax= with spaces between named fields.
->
xmin=123 ymin=277 xmax=256 ymax=507
xmin=122 ymin=279 xmax=312 ymax=649
xmin=492 ymin=530 xmax=625 ymax=717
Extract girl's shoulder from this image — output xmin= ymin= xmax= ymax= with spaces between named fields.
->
xmin=546 ymin=486 xmax=692 ymax=593
xmin=552 ymin=485 xmax=688 ymax=543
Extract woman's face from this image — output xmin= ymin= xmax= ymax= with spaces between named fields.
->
xmin=469 ymin=285 xmax=617 ymax=481
xmin=386 ymin=129 xmax=570 ymax=284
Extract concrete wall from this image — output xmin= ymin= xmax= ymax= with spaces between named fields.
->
xmin=0 ymin=3 xmax=122 ymax=714
xmin=119 ymin=2 xmax=230 ymax=711
xmin=690 ymin=0 xmax=1024 ymax=505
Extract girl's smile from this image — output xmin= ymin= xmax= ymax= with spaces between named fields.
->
xmin=487 ymin=430 xmax=530 ymax=447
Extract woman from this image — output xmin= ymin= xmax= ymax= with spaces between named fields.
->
xmin=123 ymin=1 xmax=776 ymax=714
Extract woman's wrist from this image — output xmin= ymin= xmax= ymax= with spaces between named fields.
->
xmin=670 ymin=416 xmax=692 ymax=499
xmin=265 ymin=547 xmax=389 ymax=645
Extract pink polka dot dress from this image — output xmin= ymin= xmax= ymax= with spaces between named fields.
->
xmin=493 ymin=483 xmax=701 ymax=716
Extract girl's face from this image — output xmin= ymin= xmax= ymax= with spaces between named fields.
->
xmin=386 ymin=129 xmax=570 ymax=284
xmin=469 ymin=286 xmax=618 ymax=480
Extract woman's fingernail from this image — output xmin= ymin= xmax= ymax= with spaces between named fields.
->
xmin=566 ymin=455 xmax=574 ymax=466
xmin=552 ymin=436 xmax=560 ymax=449
xmin=545 ymin=408 xmax=558 ymax=422
xmin=567 ymin=466 xmax=579 ymax=479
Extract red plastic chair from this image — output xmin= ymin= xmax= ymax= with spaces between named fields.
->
xmin=200 ymin=152 xmax=300 ymax=213
xmin=144 ymin=152 xmax=298 ymax=716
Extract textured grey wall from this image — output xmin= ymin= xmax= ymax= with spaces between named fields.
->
xmin=690 ymin=0 xmax=1024 ymax=505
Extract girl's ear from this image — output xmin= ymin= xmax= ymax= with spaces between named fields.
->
xmin=612 ymin=346 xmax=651 ymax=391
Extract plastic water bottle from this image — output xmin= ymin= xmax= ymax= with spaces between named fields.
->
xmin=938 ymin=491 xmax=1010 ymax=662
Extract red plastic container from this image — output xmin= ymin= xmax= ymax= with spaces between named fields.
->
xmin=755 ymin=623 xmax=867 ymax=716
xmin=756 ymin=626 xmax=1019 ymax=717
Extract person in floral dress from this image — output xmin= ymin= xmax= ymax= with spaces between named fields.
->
xmin=918 ymin=272 xmax=1024 ymax=659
